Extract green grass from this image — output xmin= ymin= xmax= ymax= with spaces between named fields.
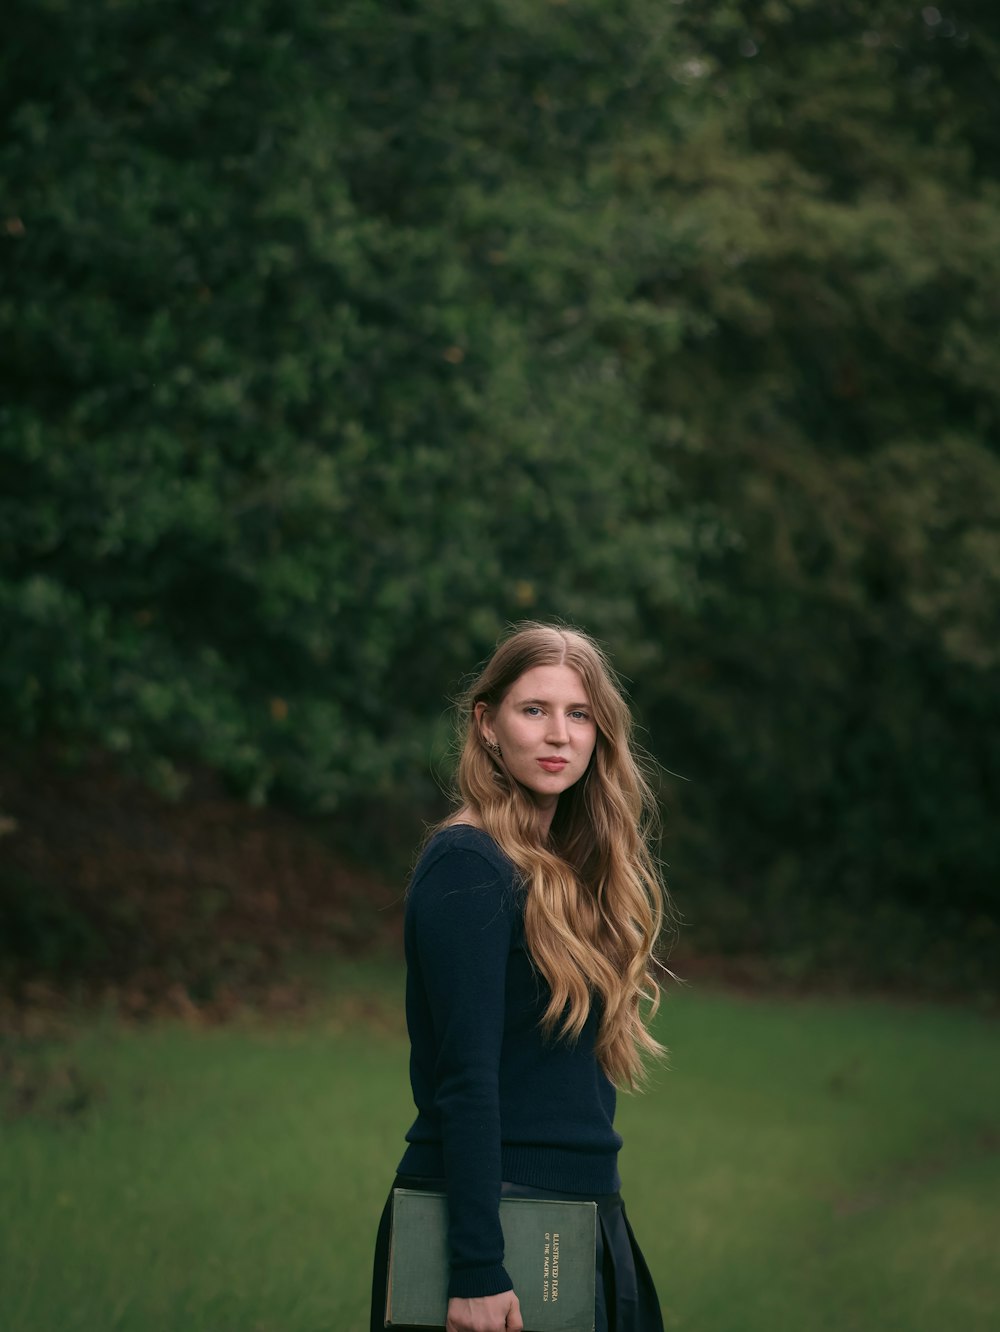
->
xmin=2 ymin=961 xmax=998 ymax=1332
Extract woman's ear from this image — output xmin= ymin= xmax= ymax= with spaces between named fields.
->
xmin=474 ymin=700 xmax=496 ymax=749
xmin=474 ymin=697 xmax=500 ymax=751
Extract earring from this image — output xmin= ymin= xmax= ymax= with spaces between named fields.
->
xmin=485 ymin=738 xmax=502 ymax=757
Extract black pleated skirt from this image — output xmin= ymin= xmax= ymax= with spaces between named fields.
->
xmin=370 ymin=1173 xmax=664 ymax=1332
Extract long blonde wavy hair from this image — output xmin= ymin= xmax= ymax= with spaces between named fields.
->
xmin=436 ymin=622 xmax=672 ymax=1090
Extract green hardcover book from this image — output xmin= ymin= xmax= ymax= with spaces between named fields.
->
xmin=385 ymin=1188 xmax=596 ymax=1332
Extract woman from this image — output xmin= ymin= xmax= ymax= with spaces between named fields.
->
xmin=370 ymin=622 xmax=671 ymax=1332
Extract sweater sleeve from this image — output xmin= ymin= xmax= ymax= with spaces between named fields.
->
xmin=408 ymin=847 xmax=515 ymax=1301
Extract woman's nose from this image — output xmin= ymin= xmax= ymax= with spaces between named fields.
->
xmin=546 ymin=717 xmax=569 ymax=743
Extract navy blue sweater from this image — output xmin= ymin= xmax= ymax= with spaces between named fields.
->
xmin=397 ymin=825 xmax=622 ymax=1300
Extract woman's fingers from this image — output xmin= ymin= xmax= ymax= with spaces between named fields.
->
xmin=505 ymin=1290 xmax=525 ymax=1330
xmin=445 ymin=1290 xmax=522 ymax=1331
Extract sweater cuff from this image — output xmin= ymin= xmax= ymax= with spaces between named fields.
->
xmin=447 ymin=1263 xmax=514 ymax=1301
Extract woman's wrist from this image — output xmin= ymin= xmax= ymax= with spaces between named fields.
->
xmin=447 ymin=1261 xmax=513 ymax=1301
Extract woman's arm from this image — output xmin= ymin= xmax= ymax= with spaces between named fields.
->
xmin=409 ymin=846 xmax=517 ymax=1301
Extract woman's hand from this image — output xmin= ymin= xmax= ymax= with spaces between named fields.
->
xmin=446 ymin=1290 xmax=524 ymax=1331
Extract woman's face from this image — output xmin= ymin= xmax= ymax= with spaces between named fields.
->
xmin=477 ymin=664 xmax=598 ymax=809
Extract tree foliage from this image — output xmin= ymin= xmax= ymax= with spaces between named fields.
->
xmin=2 ymin=0 xmax=997 ymax=986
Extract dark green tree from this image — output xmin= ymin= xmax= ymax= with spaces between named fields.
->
xmin=2 ymin=0 xmax=997 ymax=987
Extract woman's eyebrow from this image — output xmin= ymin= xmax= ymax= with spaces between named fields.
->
xmin=515 ymin=697 xmax=591 ymax=709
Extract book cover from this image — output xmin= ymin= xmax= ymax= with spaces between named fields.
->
xmin=386 ymin=1188 xmax=596 ymax=1331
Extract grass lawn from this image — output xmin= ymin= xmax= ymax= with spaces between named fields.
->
xmin=1 ymin=958 xmax=998 ymax=1332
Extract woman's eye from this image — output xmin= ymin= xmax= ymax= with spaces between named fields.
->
xmin=571 ymin=711 xmax=590 ymax=721
xmin=524 ymin=706 xmax=543 ymax=716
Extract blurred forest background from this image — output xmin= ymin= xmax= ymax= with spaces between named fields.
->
xmin=2 ymin=0 xmax=999 ymax=1008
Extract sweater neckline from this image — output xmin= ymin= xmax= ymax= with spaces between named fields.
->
xmin=436 ymin=822 xmax=500 ymax=848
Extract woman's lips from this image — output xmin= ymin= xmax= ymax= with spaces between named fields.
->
xmin=537 ymin=758 xmax=569 ymax=772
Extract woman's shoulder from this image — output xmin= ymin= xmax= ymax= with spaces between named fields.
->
xmin=407 ymin=827 xmax=523 ymax=950
xmin=417 ymin=822 xmax=513 ymax=873
xmin=409 ymin=823 xmax=519 ymax=901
